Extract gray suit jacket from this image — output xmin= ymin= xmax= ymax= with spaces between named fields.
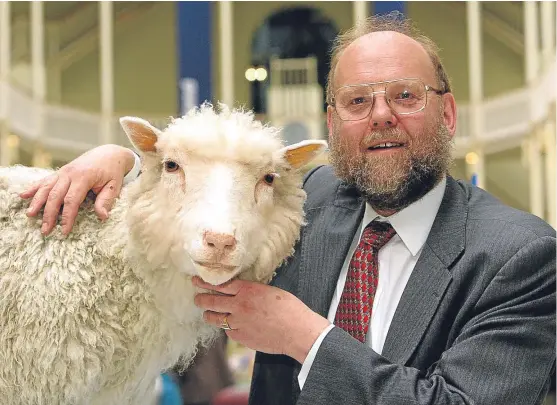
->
xmin=249 ymin=165 xmax=556 ymax=405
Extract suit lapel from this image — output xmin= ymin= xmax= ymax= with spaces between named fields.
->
xmin=381 ymin=177 xmax=468 ymax=365
xmin=380 ymin=244 xmax=452 ymax=364
xmin=297 ymin=182 xmax=365 ymax=317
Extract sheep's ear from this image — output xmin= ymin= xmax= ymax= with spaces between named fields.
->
xmin=280 ymin=140 xmax=328 ymax=169
xmin=119 ymin=116 xmax=161 ymax=153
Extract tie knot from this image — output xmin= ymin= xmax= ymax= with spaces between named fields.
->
xmin=361 ymin=221 xmax=396 ymax=250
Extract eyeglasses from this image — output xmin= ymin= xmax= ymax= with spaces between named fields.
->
xmin=329 ymin=78 xmax=446 ymax=121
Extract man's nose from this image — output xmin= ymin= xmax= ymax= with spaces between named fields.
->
xmin=369 ymin=93 xmax=397 ymax=128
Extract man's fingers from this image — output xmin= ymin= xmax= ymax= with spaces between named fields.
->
xmin=195 ymin=292 xmax=235 ymax=313
xmin=192 ymin=276 xmax=244 ymax=296
xmin=41 ymin=176 xmax=71 ymax=235
xmin=19 ymin=179 xmax=43 ymax=199
xmin=202 ymin=310 xmax=237 ymax=330
xmin=26 ymin=175 xmax=58 ymax=217
xmin=60 ymin=180 xmax=95 ymax=235
xmin=94 ymin=179 xmax=121 ymax=220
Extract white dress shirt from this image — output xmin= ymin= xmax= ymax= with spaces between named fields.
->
xmin=297 ymin=176 xmax=447 ymax=389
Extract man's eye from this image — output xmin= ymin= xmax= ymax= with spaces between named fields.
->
xmin=396 ymin=91 xmax=415 ymax=100
xmin=164 ymin=161 xmax=179 ymax=172
xmin=350 ymin=97 xmax=369 ymax=105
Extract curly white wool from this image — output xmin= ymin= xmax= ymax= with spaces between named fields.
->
xmin=0 ymin=103 xmax=327 ymax=405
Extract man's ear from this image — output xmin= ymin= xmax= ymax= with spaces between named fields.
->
xmin=442 ymin=93 xmax=457 ymax=139
xmin=326 ymin=105 xmax=334 ymax=137
xmin=278 ymin=140 xmax=328 ymax=170
xmin=119 ymin=116 xmax=162 ymax=153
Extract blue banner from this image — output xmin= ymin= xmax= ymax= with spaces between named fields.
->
xmin=176 ymin=2 xmax=212 ymax=116
xmin=373 ymin=1 xmax=406 ymax=16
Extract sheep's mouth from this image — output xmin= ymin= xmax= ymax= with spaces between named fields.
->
xmin=194 ymin=261 xmax=237 ymax=272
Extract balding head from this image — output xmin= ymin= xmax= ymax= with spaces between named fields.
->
xmin=333 ymin=31 xmax=438 ymax=94
xmin=326 ymin=12 xmax=451 ymax=104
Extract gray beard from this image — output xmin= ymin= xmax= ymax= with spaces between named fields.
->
xmin=328 ymin=121 xmax=454 ymax=212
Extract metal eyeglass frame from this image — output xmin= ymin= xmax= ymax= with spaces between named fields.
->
xmin=329 ymin=77 xmax=447 ymax=121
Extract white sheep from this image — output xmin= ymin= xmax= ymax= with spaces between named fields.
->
xmin=0 ymin=103 xmax=327 ymax=405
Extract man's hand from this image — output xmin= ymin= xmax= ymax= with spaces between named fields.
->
xmin=193 ymin=276 xmax=331 ymax=364
xmin=20 ymin=144 xmax=137 ymax=236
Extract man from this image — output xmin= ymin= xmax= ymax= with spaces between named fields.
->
xmin=21 ymin=12 xmax=555 ymax=405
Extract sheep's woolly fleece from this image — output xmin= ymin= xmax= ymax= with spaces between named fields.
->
xmin=0 ymin=168 xmax=219 ymax=405
xmin=0 ymin=104 xmax=313 ymax=405
xmin=161 ymin=103 xmax=284 ymax=167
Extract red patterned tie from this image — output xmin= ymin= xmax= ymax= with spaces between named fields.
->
xmin=334 ymin=221 xmax=396 ymax=342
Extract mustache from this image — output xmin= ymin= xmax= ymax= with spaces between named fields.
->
xmin=360 ymin=128 xmax=409 ymax=145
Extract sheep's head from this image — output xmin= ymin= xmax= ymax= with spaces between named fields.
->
xmin=120 ymin=103 xmax=326 ymax=286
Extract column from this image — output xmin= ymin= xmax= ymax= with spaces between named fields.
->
xmin=46 ymin=25 xmax=62 ymax=104
xmin=540 ymin=1 xmax=555 ymax=226
xmin=541 ymin=1 xmax=555 ymax=69
xmin=353 ymin=1 xmax=368 ymax=26
xmin=176 ymin=2 xmax=212 ymax=116
xmin=31 ymin=1 xmax=49 ymax=167
xmin=99 ymin=1 xmax=114 ymax=146
xmin=466 ymin=1 xmax=485 ymax=189
xmin=31 ymin=1 xmax=46 ymax=102
xmin=527 ymin=133 xmax=544 ymax=218
xmin=0 ymin=1 xmax=11 ymax=166
xmin=219 ymin=2 xmax=233 ymax=107
xmin=524 ymin=1 xmax=540 ymax=82
xmin=524 ymin=1 xmax=543 ymax=218
xmin=543 ymin=119 xmax=556 ymax=226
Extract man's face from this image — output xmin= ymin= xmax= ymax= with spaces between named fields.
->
xmin=327 ymin=31 xmax=457 ymax=213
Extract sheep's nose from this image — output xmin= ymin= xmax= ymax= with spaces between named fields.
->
xmin=203 ymin=231 xmax=237 ymax=253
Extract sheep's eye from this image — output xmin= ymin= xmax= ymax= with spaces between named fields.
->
xmin=263 ymin=173 xmax=276 ymax=185
xmin=164 ymin=161 xmax=179 ymax=172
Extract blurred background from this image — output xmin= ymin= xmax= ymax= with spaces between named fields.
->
xmin=0 ymin=1 xmax=555 ymax=405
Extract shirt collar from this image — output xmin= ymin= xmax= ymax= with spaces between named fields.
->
xmin=360 ymin=176 xmax=447 ymax=256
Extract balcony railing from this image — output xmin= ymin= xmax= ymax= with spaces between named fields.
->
xmin=0 ymin=60 xmax=554 ymax=161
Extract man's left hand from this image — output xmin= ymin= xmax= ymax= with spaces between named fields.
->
xmin=192 ymin=276 xmax=331 ymax=364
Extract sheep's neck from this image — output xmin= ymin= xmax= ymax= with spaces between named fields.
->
xmin=97 ymin=191 xmax=201 ymax=328
xmin=125 ymin=247 xmax=201 ymax=327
